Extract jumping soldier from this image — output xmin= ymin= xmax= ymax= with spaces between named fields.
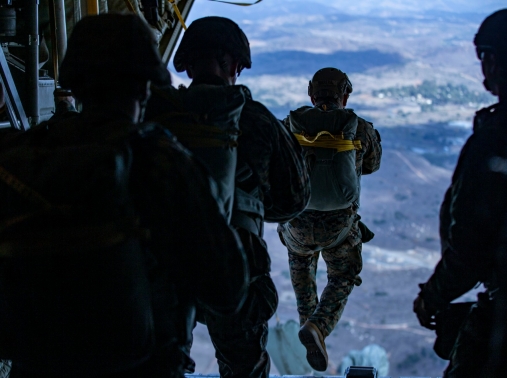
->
xmin=146 ymin=16 xmax=310 ymax=378
xmin=278 ymin=68 xmax=382 ymax=372
xmin=0 ymin=14 xmax=248 ymax=377
xmin=413 ymin=8 xmax=507 ymax=378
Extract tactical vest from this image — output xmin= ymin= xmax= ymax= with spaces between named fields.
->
xmin=151 ymin=85 xmax=248 ymax=223
xmin=0 ymin=121 xmax=158 ymax=374
xmin=289 ymin=106 xmax=361 ymax=211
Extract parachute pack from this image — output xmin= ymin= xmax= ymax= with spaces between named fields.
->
xmin=0 ymin=121 xmax=157 ymax=373
xmin=150 ymin=84 xmax=248 ymax=222
xmin=289 ymin=106 xmax=361 ymax=211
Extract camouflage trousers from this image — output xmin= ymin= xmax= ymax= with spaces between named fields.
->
xmin=444 ymin=293 xmax=494 ymax=378
xmin=278 ymin=209 xmax=362 ymax=338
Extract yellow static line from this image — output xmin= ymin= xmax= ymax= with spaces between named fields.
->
xmin=123 ymin=0 xmax=136 ymax=12
xmin=294 ymin=131 xmax=362 ymax=152
xmin=168 ymin=0 xmax=187 ymax=30
xmin=86 ymin=0 xmax=99 ymax=15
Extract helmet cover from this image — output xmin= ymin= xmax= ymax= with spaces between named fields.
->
xmin=308 ymin=67 xmax=353 ymax=98
xmin=474 ymin=9 xmax=507 ymax=61
xmin=173 ymin=16 xmax=251 ymax=72
xmin=60 ymin=13 xmax=171 ymax=90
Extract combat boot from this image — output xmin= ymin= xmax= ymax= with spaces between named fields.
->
xmin=298 ymin=320 xmax=328 ymax=371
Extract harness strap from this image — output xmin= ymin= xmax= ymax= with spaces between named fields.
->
xmin=294 ymin=131 xmax=361 ymax=152
xmin=154 ymin=116 xmax=240 ymax=148
xmin=231 ymin=211 xmax=263 ymax=237
xmin=0 ymin=164 xmax=149 ymax=257
xmin=323 ymin=218 xmax=354 ymax=250
xmin=168 ymin=0 xmax=188 ymax=30
xmin=0 ymin=164 xmax=53 ymax=210
xmin=0 ymin=213 xmax=39 ymax=233
xmin=0 ymin=219 xmax=150 ymax=258
xmin=302 ymin=214 xmax=356 ymax=253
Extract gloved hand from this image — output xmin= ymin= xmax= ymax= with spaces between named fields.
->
xmin=413 ymin=294 xmax=437 ymax=330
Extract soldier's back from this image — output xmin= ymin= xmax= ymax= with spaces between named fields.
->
xmin=0 ymin=114 xmax=156 ymax=374
xmin=0 ymin=113 xmax=248 ymax=376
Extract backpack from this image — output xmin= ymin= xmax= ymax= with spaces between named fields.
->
xmin=0 ymin=121 xmax=156 ymax=374
xmin=150 ymin=84 xmax=248 ymax=222
xmin=289 ymin=106 xmax=361 ymax=211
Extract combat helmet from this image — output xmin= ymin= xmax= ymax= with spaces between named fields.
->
xmin=308 ymin=67 xmax=353 ymax=99
xmin=474 ymin=9 xmax=507 ymax=63
xmin=60 ymin=13 xmax=171 ymax=90
xmin=173 ymin=16 xmax=251 ymax=73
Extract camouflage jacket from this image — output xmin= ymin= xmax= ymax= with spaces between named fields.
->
xmin=355 ymin=115 xmax=382 ymax=176
xmin=422 ymin=103 xmax=507 ymax=310
xmin=0 ymin=111 xmax=248 ymax=372
xmin=146 ymin=75 xmax=311 ymax=224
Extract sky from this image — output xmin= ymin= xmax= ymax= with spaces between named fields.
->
xmin=188 ymin=0 xmax=506 ymax=21
xmin=170 ymin=0 xmax=504 ymax=121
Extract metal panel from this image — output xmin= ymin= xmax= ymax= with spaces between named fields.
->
xmin=159 ymin=0 xmax=195 ymax=64
xmin=25 ymin=0 xmax=39 ymax=127
xmin=0 ymin=48 xmax=29 ymax=131
xmin=54 ymin=0 xmax=68 ymax=67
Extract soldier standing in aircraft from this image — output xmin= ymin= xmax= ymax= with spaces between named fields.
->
xmin=278 ymin=68 xmax=382 ymax=372
xmin=0 ymin=14 xmax=248 ymax=377
xmin=413 ymin=9 xmax=507 ymax=378
xmin=146 ymin=16 xmax=310 ymax=378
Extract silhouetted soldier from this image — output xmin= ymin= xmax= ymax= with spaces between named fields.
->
xmin=146 ymin=16 xmax=310 ymax=378
xmin=278 ymin=68 xmax=381 ymax=371
xmin=0 ymin=14 xmax=248 ymax=377
xmin=414 ymin=8 xmax=507 ymax=378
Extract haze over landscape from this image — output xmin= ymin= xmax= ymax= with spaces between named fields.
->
xmin=174 ymin=0 xmax=505 ymax=376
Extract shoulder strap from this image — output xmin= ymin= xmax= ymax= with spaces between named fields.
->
xmin=0 ymin=164 xmax=53 ymax=210
xmin=151 ymin=114 xmax=240 ymax=149
xmin=0 ymin=164 xmax=148 ymax=257
xmin=151 ymin=86 xmax=243 ymax=149
xmin=0 ymin=164 xmax=58 ymax=237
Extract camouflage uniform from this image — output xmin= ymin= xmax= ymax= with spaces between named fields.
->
xmin=279 ymin=104 xmax=381 ymax=337
xmin=0 ymin=14 xmax=249 ymax=377
xmin=146 ymin=73 xmax=310 ymax=378
xmin=419 ymin=103 xmax=507 ymax=378
xmin=0 ymin=111 xmax=248 ymax=378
